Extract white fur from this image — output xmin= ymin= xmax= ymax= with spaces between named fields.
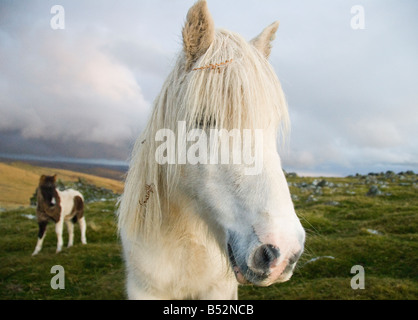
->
xmin=118 ymin=2 xmax=305 ymax=300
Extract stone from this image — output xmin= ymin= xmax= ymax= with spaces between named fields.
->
xmin=366 ymin=185 xmax=382 ymax=196
xmin=306 ymin=195 xmax=318 ymax=203
xmin=325 ymin=201 xmax=340 ymax=206
xmin=317 ymin=179 xmax=328 ymax=187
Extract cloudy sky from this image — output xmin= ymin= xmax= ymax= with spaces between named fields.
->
xmin=1 ymin=0 xmax=417 ymax=176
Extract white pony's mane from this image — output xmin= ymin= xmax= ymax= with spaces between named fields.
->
xmin=118 ymin=29 xmax=289 ymax=238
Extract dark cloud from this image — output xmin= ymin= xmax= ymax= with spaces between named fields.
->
xmin=0 ymin=130 xmax=131 ymax=160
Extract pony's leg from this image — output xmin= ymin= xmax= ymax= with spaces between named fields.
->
xmin=55 ymin=220 xmax=64 ymax=253
xmin=78 ymin=217 xmax=87 ymax=244
xmin=32 ymin=220 xmax=48 ymax=256
xmin=66 ymin=220 xmax=74 ymax=248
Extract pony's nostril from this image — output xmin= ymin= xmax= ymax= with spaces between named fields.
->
xmin=253 ymin=244 xmax=280 ymax=272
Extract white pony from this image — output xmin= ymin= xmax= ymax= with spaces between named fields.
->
xmin=118 ymin=0 xmax=305 ymax=299
xmin=32 ymin=174 xmax=87 ymax=256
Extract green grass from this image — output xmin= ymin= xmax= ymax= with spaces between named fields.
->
xmin=0 ymin=200 xmax=124 ymax=300
xmin=1 ymin=173 xmax=417 ymax=300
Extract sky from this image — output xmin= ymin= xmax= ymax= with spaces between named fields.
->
xmin=0 ymin=0 xmax=417 ymax=176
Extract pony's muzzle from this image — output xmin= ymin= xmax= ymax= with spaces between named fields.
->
xmin=228 ymin=242 xmax=303 ymax=286
xmin=227 ymin=224 xmax=305 ymax=286
xmin=247 ymin=244 xmax=303 ymax=285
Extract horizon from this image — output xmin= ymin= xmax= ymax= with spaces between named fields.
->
xmin=1 ymin=152 xmax=415 ymax=179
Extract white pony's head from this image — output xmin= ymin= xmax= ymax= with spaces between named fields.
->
xmin=119 ymin=0 xmax=305 ymax=287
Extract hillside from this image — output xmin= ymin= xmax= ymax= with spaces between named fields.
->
xmin=0 ymin=161 xmax=124 ymax=209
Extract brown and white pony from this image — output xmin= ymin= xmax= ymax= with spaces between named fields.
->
xmin=32 ymin=174 xmax=87 ymax=255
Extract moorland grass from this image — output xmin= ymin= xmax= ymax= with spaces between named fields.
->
xmin=0 ymin=173 xmax=417 ymax=300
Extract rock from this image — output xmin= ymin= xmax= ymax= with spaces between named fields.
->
xmin=365 ymin=176 xmax=377 ymax=184
xmin=385 ymin=171 xmax=396 ymax=178
xmin=366 ymin=185 xmax=382 ymax=196
xmin=325 ymin=201 xmax=340 ymax=206
xmin=286 ymin=172 xmax=298 ymax=178
xmin=317 ymin=179 xmax=328 ymax=187
xmin=366 ymin=229 xmax=383 ymax=235
xmin=306 ymin=195 xmax=318 ymax=203
xmin=291 ymin=194 xmax=299 ymax=201
xmin=314 ymin=188 xmax=323 ymax=195
xmin=21 ymin=214 xmax=36 ymax=220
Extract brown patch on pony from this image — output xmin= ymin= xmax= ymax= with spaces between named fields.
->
xmin=70 ymin=196 xmax=84 ymax=223
xmin=182 ymin=0 xmax=215 ymax=70
xmin=36 ymin=174 xmax=61 ymax=223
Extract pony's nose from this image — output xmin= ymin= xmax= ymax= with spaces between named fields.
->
xmin=252 ymin=244 xmax=280 ymax=273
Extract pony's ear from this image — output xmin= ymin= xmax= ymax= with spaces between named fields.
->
xmin=182 ymin=0 xmax=215 ymax=70
xmin=40 ymin=175 xmax=46 ymax=182
xmin=250 ymin=21 xmax=280 ymax=59
xmin=52 ymin=174 xmax=57 ymax=182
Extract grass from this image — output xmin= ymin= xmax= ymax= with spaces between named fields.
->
xmin=0 ymin=200 xmax=124 ymax=300
xmin=0 ymin=169 xmax=417 ymax=300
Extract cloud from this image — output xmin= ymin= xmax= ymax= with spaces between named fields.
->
xmin=0 ymin=4 xmax=150 ymax=150
xmin=345 ymin=119 xmax=403 ymax=149
xmin=272 ymin=1 xmax=418 ymax=174
xmin=102 ymin=38 xmax=175 ymax=102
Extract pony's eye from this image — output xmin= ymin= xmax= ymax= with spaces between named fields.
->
xmin=196 ymin=116 xmax=216 ymax=128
